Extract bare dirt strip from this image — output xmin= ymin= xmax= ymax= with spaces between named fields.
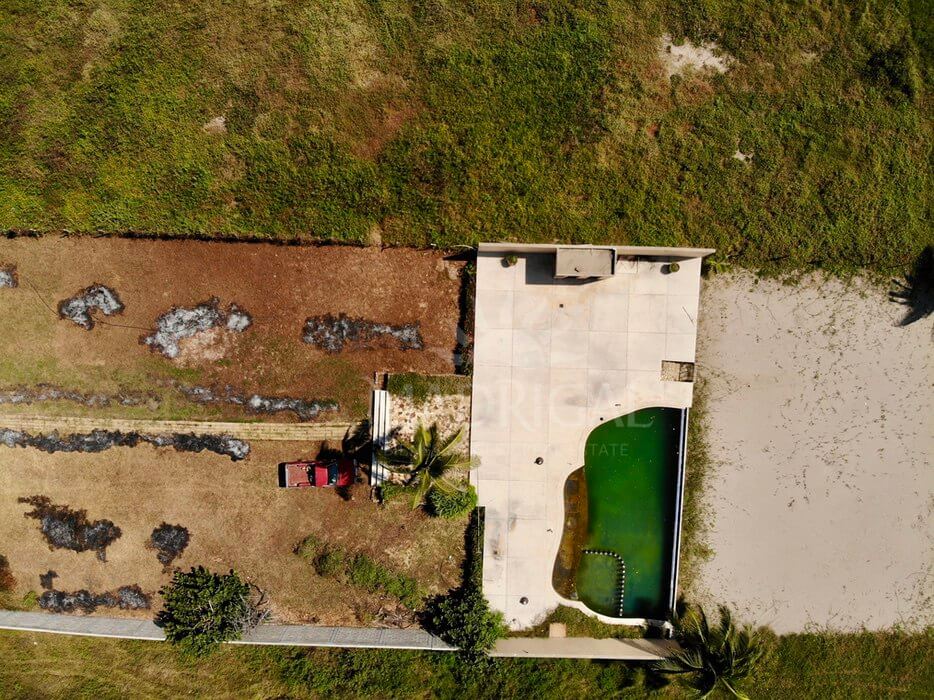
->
xmin=0 ymin=236 xmax=465 ymax=422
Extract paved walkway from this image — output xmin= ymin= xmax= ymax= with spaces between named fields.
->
xmin=0 ymin=611 xmax=677 ymax=659
xmin=491 ymin=636 xmax=678 ymax=660
xmin=0 ymin=611 xmax=452 ymax=650
xmin=0 ymin=414 xmax=354 ymax=442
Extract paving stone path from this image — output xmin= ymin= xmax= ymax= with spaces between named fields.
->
xmin=0 ymin=414 xmax=355 ymax=442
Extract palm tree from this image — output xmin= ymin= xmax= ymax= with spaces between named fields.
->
xmin=653 ymin=604 xmax=764 ymax=699
xmin=378 ymin=422 xmax=471 ymax=508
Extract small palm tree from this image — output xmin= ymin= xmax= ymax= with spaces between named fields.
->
xmin=653 ymin=604 xmax=764 ymax=699
xmin=378 ymin=423 xmax=471 ymax=508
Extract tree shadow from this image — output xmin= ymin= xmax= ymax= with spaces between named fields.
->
xmin=890 ymin=246 xmax=934 ymax=326
xmin=341 ymin=419 xmax=371 ymax=463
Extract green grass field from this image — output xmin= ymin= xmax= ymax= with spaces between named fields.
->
xmin=1 ymin=1 xmax=929 ymax=273
xmin=1 ymin=629 xmax=931 ymax=699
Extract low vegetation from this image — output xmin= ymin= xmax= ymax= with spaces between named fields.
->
xmin=0 ymin=2 xmax=927 ymax=274
xmin=386 ymin=373 xmax=472 ymax=404
xmin=381 ymin=480 xmax=477 ymax=521
xmin=2 ymin=627 xmax=930 ymax=698
xmin=379 ymin=422 xmax=473 ymax=509
xmin=679 ymin=378 xmax=714 ymax=595
xmin=156 ymin=567 xmax=267 ymax=656
xmin=296 ymin=534 xmax=424 ymax=610
xmin=426 ymin=483 xmax=478 ymax=519
xmin=653 ymin=604 xmax=765 ymax=699
xmin=424 ymin=509 xmax=505 ymax=657
xmin=520 ymin=605 xmax=647 ymax=640
xmin=0 ymin=554 xmax=26 ymax=610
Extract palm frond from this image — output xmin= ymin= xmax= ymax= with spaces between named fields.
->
xmin=661 ymin=603 xmax=764 ymax=700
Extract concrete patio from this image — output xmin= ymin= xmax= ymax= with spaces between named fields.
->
xmin=469 ymin=243 xmax=712 ymax=629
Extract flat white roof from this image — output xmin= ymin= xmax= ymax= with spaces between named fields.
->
xmin=469 ymin=248 xmax=705 ymax=629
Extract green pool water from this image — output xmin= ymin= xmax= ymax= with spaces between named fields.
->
xmin=576 ymin=407 xmax=684 ymax=619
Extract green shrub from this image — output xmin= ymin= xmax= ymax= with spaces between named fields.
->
xmin=156 ymin=567 xmax=265 ymax=656
xmin=378 ymin=482 xmax=413 ymax=504
xmin=427 ymin=485 xmax=477 ymax=519
xmin=427 ymin=586 xmax=506 ymax=658
xmin=315 ymin=550 xmax=346 ymax=577
xmin=295 ymin=534 xmax=322 ymax=561
xmin=386 ymin=373 xmax=472 ymax=404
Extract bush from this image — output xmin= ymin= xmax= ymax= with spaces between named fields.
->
xmin=427 ymin=485 xmax=477 ymax=519
xmin=427 ymin=586 xmax=506 ymax=658
xmin=315 ymin=550 xmax=346 ymax=577
xmin=156 ymin=567 xmax=266 ymax=656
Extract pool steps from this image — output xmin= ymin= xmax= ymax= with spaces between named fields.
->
xmin=582 ymin=549 xmax=627 ymax=617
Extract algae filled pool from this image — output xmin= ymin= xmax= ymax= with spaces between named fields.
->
xmin=576 ymin=407 xmax=686 ymax=620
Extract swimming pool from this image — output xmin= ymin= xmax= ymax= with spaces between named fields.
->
xmin=574 ymin=407 xmax=687 ymax=620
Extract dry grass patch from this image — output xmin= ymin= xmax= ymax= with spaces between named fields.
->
xmin=0 ymin=439 xmax=464 ymax=625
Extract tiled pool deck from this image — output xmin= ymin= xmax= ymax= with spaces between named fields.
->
xmin=470 ymin=244 xmax=709 ymax=629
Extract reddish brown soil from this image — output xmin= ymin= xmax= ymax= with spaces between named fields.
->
xmin=0 ymin=237 xmax=465 ymax=420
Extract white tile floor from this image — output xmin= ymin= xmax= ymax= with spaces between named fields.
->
xmin=471 ymin=249 xmax=704 ymax=629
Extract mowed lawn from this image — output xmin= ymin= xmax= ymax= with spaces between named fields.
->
xmin=0 ymin=1 xmax=929 ymax=273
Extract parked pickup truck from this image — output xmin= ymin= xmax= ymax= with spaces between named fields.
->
xmin=279 ymin=457 xmax=356 ymax=488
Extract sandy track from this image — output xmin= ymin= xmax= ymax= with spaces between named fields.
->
xmin=694 ymin=271 xmax=932 ymax=633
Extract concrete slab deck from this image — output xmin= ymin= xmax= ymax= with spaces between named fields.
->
xmin=470 ymin=247 xmax=705 ymax=629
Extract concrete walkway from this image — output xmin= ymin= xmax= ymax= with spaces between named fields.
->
xmin=0 ymin=611 xmax=677 ymax=659
xmin=491 ymin=636 xmax=678 ymax=660
xmin=0 ymin=611 xmax=452 ymax=650
xmin=0 ymin=414 xmax=354 ymax=442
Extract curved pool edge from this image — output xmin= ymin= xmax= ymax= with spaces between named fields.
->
xmin=470 ymin=397 xmax=691 ymax=631
xmin=548 ymin=406 xmax=689 ymax=625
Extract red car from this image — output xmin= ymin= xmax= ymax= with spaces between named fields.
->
xmin=279 ymin=457 xmax=356 ymax=488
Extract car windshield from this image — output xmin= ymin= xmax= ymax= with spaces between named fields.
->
xmin=327 ymin=463 xmax=338 ymax=485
